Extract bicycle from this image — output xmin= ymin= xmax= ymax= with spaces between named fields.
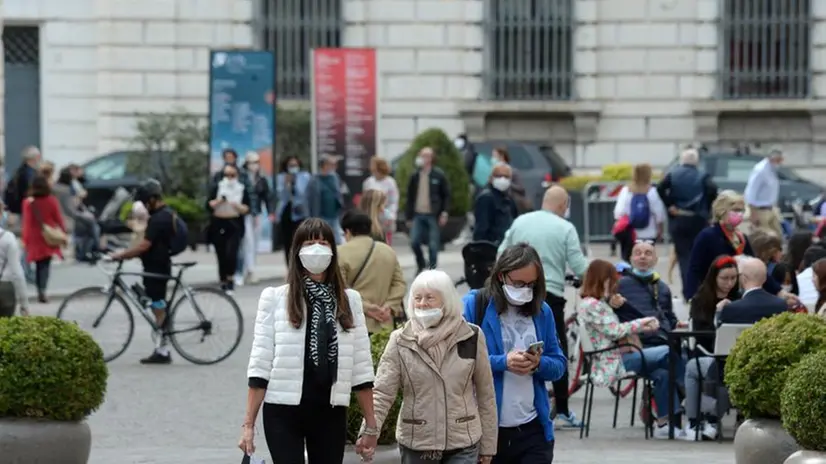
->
xmin=56 ymin=257 xmax=244 ymax=364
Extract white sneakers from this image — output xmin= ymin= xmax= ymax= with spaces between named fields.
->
xmin=684 ymin=422 xmax=718 ymax=441
xmin=652 ymin=422 xmax=718 ymax=441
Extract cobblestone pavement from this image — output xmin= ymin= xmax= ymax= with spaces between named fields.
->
xmin=30 ymin=243 xmax=735 ymax=463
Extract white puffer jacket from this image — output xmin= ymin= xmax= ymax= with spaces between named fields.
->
xmin=247 ymin=284 xmax=375 ymax=406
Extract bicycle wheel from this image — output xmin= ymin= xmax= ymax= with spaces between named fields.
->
xmin=56 ymin=286 xmax=135 ymax=362
xmin=167 ymin=286 xmax=244 ymax=365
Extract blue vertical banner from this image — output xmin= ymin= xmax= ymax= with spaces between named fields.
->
xmin=208 ymin=49 xmax=276 ymax=253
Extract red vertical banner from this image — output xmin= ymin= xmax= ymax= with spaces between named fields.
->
xmin=311 ymin=48 xmax=378 ymax=201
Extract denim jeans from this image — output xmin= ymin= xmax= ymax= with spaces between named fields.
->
xmin=400 ymin=443 xmax=479 ymax=464
xmin=685 ymin=356 xmax=719 ymax=420
xmin=410 ymin=214 xmax=440 ymax=270
xmin=622 ymin=345 xmax=685 ymax=420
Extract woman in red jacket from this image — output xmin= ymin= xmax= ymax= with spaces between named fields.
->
xmin=22 ymin=174 xmax=66 ymax=302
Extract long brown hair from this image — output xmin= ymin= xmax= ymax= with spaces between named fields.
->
xmin=580 ymin=259 xmax=619 ymax=300
xmin=813 ymin=258 xmax=826 ymax=311
xmin=359 ymin=189 xmax=386 ymax=239
xmin=691 ymin=255 xmax=739 ymax=325
xmin=629 ymin=163 xmax=653 ymax=194
xmin=286 ymin=218 xmax=354 ymax=330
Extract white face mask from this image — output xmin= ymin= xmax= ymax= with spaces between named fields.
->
xmin=454 ymin=139 xmax=466 ymax=149
xmin=415 ymin=157 xmax=425 ymax=168
xmin=782 ymin=285 xmax=792 ymax=293
xmin=564 ymin=207 xmax=570 ymax=218
xmin=491 ymin=177 xmax=511 ymax=192
xmin=298 ymin=244 xmax=333 ymax=274
xmin=287 ymin=166 xmax=300 ymax=174
xmin=414 ymin=307 xmax=443 ymax=328
xmin=503 ymin=284 xmax=533 ymax=305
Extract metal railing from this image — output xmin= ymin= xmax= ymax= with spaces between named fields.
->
xmin=254 ymin=0 xmax=342 ymax=99
xmin=575 ymin=182 xmax=670 ymax=248
xmin=483 ymin=0 xmax=574 ymax=100
xmin=720 ymin=0 xmax=811 ymax=99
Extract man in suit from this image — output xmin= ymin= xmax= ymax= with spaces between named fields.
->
xmin=338 ymin=210 xmax=406 ymax=335
xmin=719 ymin=257 xmax=788 ymax=324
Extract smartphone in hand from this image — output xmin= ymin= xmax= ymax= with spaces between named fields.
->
xmin=527 ymin=341 xmax=544 ymax=354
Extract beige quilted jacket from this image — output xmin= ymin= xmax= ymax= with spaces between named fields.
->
xmin=371 ymin=321 xmax=498 ymax=456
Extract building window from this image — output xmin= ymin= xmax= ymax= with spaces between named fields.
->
xmin=3 ymin=26 xmax=40 ymax=66
xmin=721 ymin=0 xmax=811 ymax=99
xmin=256 ymin=0 xmax=342 ymax=99
xmin=485 ymin=0 xmax=574 ymax=100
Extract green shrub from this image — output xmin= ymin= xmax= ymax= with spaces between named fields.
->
xmin=0 ymin=316 xmax=108 ymax=421
xmin=394 ymin=128 xmax=471 ymax=217
xmin=346 ymin=329 xmax=403 ymax=445
xmin=558 ymin=175 xmax=602 ymax=192
xmin=725 ymin=313 xmax=826 ymax=419
xmin=782 ymin=351 xmax=826 ymax=451
xmin=119 ymin=196 xmax=206 ymax=223
xmin=276 ymin=107 xmax=311 ymax=169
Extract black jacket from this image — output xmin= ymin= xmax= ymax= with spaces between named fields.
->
xmin=405 ymin=167 xmax=450 ymax=218
xmin=473 ymin=187 xmax=517 ymax=244
xmin=718 ymin=288 xmax=787 ymax=325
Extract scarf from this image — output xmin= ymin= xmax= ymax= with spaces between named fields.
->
xmin=721 ymin=225 xmax=746 ymax=255
xmin=410 ymin=307 xmax=466 ymax=372
xmin=303 ymin=276 xmax=339 ymax=386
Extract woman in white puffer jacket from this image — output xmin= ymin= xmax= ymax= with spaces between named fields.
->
xmin=239 ymin=218 xmax=378 ymax=463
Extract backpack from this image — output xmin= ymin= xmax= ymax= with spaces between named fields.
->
xmin=169 ymin=212 xmax=189 ymax=256
xmin=3 ymin=170 xmax=23 ymax=214
xmin=628 ymin=192 xmax=651 ymax=229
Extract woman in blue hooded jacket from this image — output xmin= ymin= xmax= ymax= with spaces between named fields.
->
xmin=463 ymin=243 xmax=567 ymax=463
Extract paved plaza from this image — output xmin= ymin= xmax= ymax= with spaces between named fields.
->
xmin=28 ymin=243 xmax=735 ymax=463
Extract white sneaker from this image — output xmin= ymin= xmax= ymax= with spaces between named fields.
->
xmin=653 ymin=423 xmax=690 ymax=440
xmin=234 ymin=274 xmax=244 ymax=287
xmin=702 ymin=422 xmax=718 ymax=440
xmin=683 ymin=424 xmax=703 ymax=441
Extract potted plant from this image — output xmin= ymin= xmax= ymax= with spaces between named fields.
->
xmin=782 ymin=351 xmax=826 ymax=463
xmin=725 ymin=313 xmax=826 ymax=464
xmin=393 ymin=128 xmax=472 ymax=244
xmin=0 ymin=316 xmax=108 ymax=464
xmin=346 ymin=329 xmax=402 ymax=445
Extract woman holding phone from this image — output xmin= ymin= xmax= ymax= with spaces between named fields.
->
xmin=462 ymin=243 xmax=567 ymax=463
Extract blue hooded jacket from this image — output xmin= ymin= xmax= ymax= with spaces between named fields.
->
xmin=462 ymin=290 xmax=567 ymax=442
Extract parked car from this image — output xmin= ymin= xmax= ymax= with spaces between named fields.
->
xmin=391 ymin=141 xmax=571 ymax=208
xmin=80 ymin=151 xmax=177 ymax=215
xmin=664 ymin=150 xmax=823 ymax=217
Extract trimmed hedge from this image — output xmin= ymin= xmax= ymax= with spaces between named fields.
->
xmin=558 ymin=163 xmax=662 ymax=192
xmin=346 ymin=329 xmax=402 ymax=445
xmin=394 ymin=128 xmax=471 ymax=217
xmin=725 ymin=312 xmax=826 ymax=419
xmin=781 ymin=350 xmax=826 ymax=451
xmin=0 ymin=316 xmax=108 ymax=421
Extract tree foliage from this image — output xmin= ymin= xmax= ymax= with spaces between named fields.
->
xmin=128 ymin=110 xmax=209 ymax=200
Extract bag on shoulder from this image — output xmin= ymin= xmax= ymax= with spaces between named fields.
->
xmin=628 ymin=192 xmax=651 ymax=229
xmin=29 ymin=199 xmax=67 ymax=247
xmin=169 ymin=212 xmax=189 ymax=256
xmin=473 ymin=289 xmax=488 ymax=325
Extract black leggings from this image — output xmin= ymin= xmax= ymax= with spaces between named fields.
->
xmin=211 ymin=220 xmax=241 ymax=282
xmin=35 ymin=258 xmax=52 ymax=293
xmin=545 ymin=293 xmax=569 ymax=416
xmin=262 ymin=402 xmax=347 ymax=464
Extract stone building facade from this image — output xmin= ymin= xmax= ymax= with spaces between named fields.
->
xmin=2 ymin=0 xmax=826 ymax=173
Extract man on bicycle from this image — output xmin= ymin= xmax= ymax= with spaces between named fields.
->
xmin=110 ymin=179 xmax=175 ymax=365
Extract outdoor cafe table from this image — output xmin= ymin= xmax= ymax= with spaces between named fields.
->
xmin=666 ymin=328 xmax=717 ymax=440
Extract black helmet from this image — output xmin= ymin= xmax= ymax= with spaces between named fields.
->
xmin=134 ymin=178 xmax=163 ymax=204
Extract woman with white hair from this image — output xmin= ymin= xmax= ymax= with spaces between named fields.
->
xmin=358 ymin=269 xmax=498 ymax=463
xmin=684 ymin=190 xmax=797 ymax=304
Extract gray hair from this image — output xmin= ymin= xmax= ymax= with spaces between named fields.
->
xmin=22 ymin=146 xmax=40 ymax=161
xmin=406 ymin=270 xmax=462 ymax=320
xmin=711 ymin=189 xmax=745 ymax=222
xmin=484 ymin=243 xmax=547 ymax=317
xmin=679 ymin=148 xmax=699 ymax=166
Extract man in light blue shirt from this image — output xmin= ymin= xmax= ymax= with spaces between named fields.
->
xmin=498 ymin=185 xmax=588 ymax=429
xmin=744 ymin=149 xmax=783 ymax=237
